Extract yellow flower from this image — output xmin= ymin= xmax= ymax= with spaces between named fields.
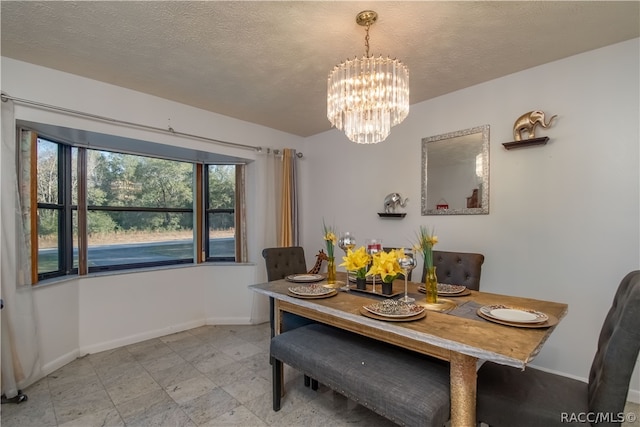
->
xmin=416 ymin=226 xmax=438 ymax=268
xmin=324 ymin=231 xmax=337 ymax=245
xmin=322 ymin=219 xmax=336 ymax=257
xmin=339 ymin=246 xmax=371 ymax=278
xmin=366 ymin=249 xmax=405 ymax=283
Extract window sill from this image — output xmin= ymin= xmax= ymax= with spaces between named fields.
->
xmin=34 ymin=261 xmax=256 ymax=289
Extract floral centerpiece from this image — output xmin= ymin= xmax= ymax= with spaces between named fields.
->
xmin=323 ymin=219 xmax=337 ymax=283
xmin=415 ymin=226 xmax=438 ymax=303
xmin=340 ymin=246 xmax=370 ymax=278
xmin=367 ymin=248 xmax=405 ymax=294
xmin=340 ymin=246 xmax=371 ymax=289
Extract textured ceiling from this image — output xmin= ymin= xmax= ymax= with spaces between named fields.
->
xmin=1 ymin=1 xmax=638 ymax=137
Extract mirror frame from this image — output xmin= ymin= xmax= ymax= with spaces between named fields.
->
xmin=421 ymin=124 xmax=490 ymax=215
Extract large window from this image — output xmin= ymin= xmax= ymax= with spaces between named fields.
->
xmin=86 ymin=150 xmax=195 ymax=271
xmin=37 ymin=138 xmax=65 ymax=278
xmin=34 ymin=134 xmax=241 ymax=281
xmin=205 ymin=165 xmax=235 ymax=261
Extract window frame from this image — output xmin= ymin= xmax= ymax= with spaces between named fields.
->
xmin=203 ymin=164 xmax=237 ymax=262
xmin=31 ymin=129 xmax=244 ymax=282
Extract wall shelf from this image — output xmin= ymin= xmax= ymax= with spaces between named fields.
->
xmin=378 ymin=213 xmax=406 ymax=218
xmin=502 ymin=136 xmax=549 ymax=150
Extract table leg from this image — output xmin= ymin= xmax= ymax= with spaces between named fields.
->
xmin=274 ymin=301 xmax=284 ymax=397
xmin=449 ymin=352 xmax=477 ymax=427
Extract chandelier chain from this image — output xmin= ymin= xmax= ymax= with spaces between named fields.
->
xmin=364 ymin=23 xmax=371 ymax=58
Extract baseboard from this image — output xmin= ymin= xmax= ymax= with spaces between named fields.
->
xmin=36 ymin=317 xmax=256 ymax=386
xmin=79 ymin=319 xmax=205 ymax=355
xmin=41 ymin=349 xmax=82 ymax=377
xmin=12 ymin=349 xmax=83 ymax=392
xmin=529 ymin=362 xmax=640 ymax=404
xmin=205 ymin=316 xmax=253 ymax=325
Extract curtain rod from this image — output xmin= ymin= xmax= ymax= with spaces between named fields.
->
xmin=265 ymin=148 xmax=304 ymax=158
xmin=1 ymin=92 xmax=262 ymax=153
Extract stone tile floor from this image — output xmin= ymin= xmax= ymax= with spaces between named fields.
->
xmin=0 ymin=323 xmax=396 ymax=426
xmin=1 ymin=322 xmax=638 ymax=426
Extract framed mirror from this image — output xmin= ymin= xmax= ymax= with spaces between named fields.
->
xmin=421 ymin=125 xmax=490 ymax=215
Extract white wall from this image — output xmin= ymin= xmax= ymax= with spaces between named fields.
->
xmin=1 ymin=56 xmax=301 ymax=375
xmin=2 ymin=38 xmax=639 ymax=400
xmin=301 ymin=39 xmax=640 ymax=400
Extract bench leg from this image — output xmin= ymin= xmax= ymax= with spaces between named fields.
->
xmin=304 ymin=375 xmax=310 ymax=387
xmin=311 ymin=379 xmax=318 ymax=391
xmin=272 ymin=357 xmax=283 ymax=411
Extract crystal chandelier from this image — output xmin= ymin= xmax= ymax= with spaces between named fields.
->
xmin=327 ymin=10 xmax=410 ymax=144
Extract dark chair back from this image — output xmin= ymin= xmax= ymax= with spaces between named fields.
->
xmin=588 ymin=270 xmax=640 ymax=416
xmin=476 ymin=271 xmax=640 ymax=426
xmin=261 ymin=246 xmax=307 ymax=281
xmin=420 ymin=251 xmax=484 ymax=290
xmin=262 ymin=246 xmax=314 ymax=345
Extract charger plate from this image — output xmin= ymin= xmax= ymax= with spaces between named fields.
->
xmin=359 ymin=306 xmax=426 ymax=322
xmin=285 ymin=274 xmax=324 ymax=283
xmin=479 ymin=304 xmax=548 ymax=323
xmin=288 ymin=284 xmax=335 ymax=296
xmin=322 ymin=280 xmax=347 ymax=289
xmin=476 ymin=309 xmax=559 ymax=328
xmin=287 ymin=289 xmax=338 ymax=299
xmin=363 ymin=300 xmax=425 ymax=318
xmin=418 ymin=284 xmax=471 ymax=297
xmin=419 ymin=298 xmax=457 ymax=312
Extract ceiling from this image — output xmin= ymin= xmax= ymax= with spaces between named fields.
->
xmin=2 ymin=1 xmax=638 ymax=138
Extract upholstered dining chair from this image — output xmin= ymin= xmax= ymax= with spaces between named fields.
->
xmin=261 ymin=246 xmax=317 ymax=387
xmin=476 ymin=270 xmax=640 ymax=427
xmin=261 ymin=246 xmax=316 ymax=334
xmin=420 ymin=251 xmax=484 ymax=290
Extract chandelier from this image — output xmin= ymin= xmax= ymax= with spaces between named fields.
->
xmin=327 ymin=10 xmax=410 ymax=144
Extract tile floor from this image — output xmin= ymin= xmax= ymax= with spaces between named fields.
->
xmin=1 ymin=322 xmax=638 ymax=427
xmin=0 ymin=323 xmax=396 ymax=426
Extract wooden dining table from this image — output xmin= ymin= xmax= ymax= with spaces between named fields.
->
xmin=249 ymin=273 xmax=568 ymax=427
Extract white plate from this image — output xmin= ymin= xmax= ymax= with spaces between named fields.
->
xmin=285 ymin=274 xmax=324 ymax=283
xmin=363 ymin=300 xmax=425 ymax=318
xmin=480 ymin=305 xmax=549 ymax=323
xmin=288 ymin=284 xmax=334 ymax=296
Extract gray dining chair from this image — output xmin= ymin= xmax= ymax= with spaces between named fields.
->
xmin=261 ymin=246 xmax=317 ymax=388
xmin=420 ymin=250 xmax=484 ymax=290
xmin=476 ymin=270 xmax=640 ymax=427
xmin=262 ymin=246 xmax=316 ymax=335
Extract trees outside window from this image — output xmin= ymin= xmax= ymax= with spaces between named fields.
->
xmin=206 ymin=165 xmax=236 ymax=261
xmin=35 ymin=136 xmax=239 ymax=280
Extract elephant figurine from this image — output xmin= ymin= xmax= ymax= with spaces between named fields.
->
xmin=513 ymin=110 xmax=557 ymax=141
xmin=383 ymin=193 xmax=408 ymax=213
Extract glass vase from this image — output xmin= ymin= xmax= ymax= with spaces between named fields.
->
xmin=326 ymin=257 xmax=336 ymax=284
xmin=425 ymin=266 xmax=438 ymax=304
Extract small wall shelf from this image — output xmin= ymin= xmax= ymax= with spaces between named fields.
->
xmin=502 ymin=136 xmax=549 ymax=150
xmin=378 ymin=213 xmax=406 ymax=218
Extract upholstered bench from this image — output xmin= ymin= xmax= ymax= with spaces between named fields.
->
xmin=270 ymin=323 xmax=451 ymax=427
